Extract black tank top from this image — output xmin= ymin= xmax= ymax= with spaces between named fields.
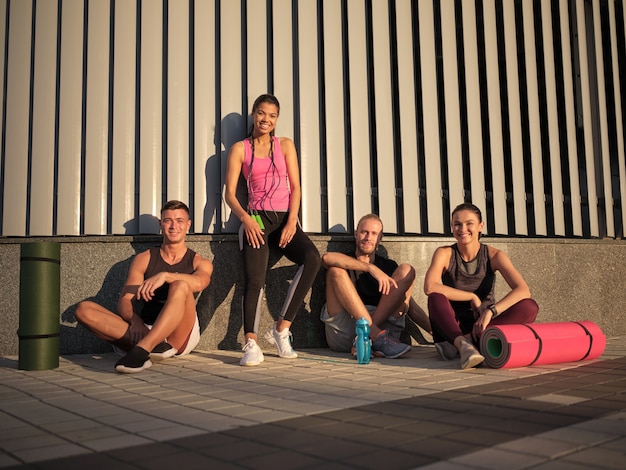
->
xmin=442 ymin=243 xmax=495 ymax=315
xmin=141 ymin=246 xmax=196 ymax=324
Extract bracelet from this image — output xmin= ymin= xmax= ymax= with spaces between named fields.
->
xmin=488 ymin=304 xmax=498 ymax=317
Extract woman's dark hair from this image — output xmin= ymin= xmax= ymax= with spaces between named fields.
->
xmin=248 ymin=94 xmax=280 ymax=139
xmin=451 ymin=203 xmax=482 ymax=222
xmin=251 ymin=94 xmax=280 ymax=114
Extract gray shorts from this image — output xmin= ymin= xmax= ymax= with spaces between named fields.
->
xmin=320 ymin=305 xmax=406 ymax=352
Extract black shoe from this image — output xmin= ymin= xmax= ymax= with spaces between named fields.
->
xmin=115 ymin=346 xmax=152 ymax=373
xmin=150 ymin=341 xmax=177 ymax=361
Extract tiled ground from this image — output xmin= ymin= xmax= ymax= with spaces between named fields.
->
xmin=1 ymin=337 xmax=625 ymax=469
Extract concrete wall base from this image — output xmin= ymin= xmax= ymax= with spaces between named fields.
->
xmin=1 ymin=235 xmax=623 ymax=356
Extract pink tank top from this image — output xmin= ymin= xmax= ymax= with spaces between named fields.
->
xmin=242 ymin=136 xmax=291 ymax=211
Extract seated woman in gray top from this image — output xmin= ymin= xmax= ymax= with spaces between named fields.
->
xmin=424 ymin=203 xmax=538 ymax=369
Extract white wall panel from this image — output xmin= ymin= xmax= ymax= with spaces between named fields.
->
xmin=297 ymin=0 xmax=321 ymax=232
xmin=322 ymin=0 xmax=347 ymax=232
xmin=3 ymin=0 xmax=31 ymax=236
xmin=440 ymin=0 xmax=464 ymax=209
xmin=219 ymin=0 xmax=243 ymax=231
xmin=576 ymin=0 xmax=600 ymax=237
xmin=502 ymin=0 xmax=528 ymax=235
xmin=417 ymin=0 xmax=443 ymax=233
xmin=346 ymin=0 xmax=371 ymax=223
xmin=139 ymin=0 xmax=163 ymax=231
xmin=559 ymin=0 xmax=583 ymax=236
xmin=483 ymin=0 xmax=507 ymax=234
xmin=0 ymin=0 xmax=623 ymax=239
xmin=30 ymin=0 xmax=57 ymax=236
xmin=610 ymin=0 xmax=626 ymax=228
xmin=540 ymin=0 xmax=565 ymax=236
xmin=194 ymin=0 xmax=216 ymax=233
xmin=111 ymin=0 xmax=137 ymax=234
xmin=461 ymin=2 xmax=487 ymax=223
xmin=273 ymin=0 xmax=294 ymax=140
xmin=521 ymin=0 xmax=547 ymax=235
xmin=396 ymin=0 xmax=421 ymax=233
xmin=167 ymin=0 xmax=189 ymax=204
xmin=56 ymin=0 xmax=84 ymax=235
xmin=247 ymin=0 xmax=268 ymax=110
xmin=84 ymin=0 xmax=110 ymax=235
xmin=371 ymin=0 xmax=397 ymax=232
xmin=592 ymin=0 xmax=614 ymax=237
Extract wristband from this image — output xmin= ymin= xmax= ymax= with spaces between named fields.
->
xmin=488 ymin=304 xmax=498 ymax=317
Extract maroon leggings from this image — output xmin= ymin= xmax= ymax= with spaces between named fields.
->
xmin=428 ymin=292 xmax=539 ymax=344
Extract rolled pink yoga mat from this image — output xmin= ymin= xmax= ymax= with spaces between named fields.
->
xmin=480 ymin=321 xmax=606 ymax=369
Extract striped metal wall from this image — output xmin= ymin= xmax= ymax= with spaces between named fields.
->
xmin=1 ymin=0 xmax=625 ymax=238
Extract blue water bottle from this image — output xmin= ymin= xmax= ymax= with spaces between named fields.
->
xmin=355 ymin=317 xmax=371 ymax=364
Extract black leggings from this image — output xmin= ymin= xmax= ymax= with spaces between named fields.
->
xmin=242 ymin=211 xmax=321 ymax=334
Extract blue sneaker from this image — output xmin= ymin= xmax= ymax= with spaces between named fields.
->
xmin=371 ymin=331 xmax=411 ymax=358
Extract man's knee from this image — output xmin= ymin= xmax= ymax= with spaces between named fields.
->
xmin=167 ymin=280 xmax=192 ymax=298
xmin=325 ymin=266 xmax=349 ymax=283
xmin=75 ymin=300 xmax=96 ymax=326
xmin=393 ymin=263 xmax=416 ymax=286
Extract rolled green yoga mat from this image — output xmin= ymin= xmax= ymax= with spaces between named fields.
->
xmin=18 ymin=242 xmax=61 ymax=370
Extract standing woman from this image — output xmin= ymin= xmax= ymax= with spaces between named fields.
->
xmin=225 ymin=94 xmax=321 ymax=366
xmin=424 ymin=203 xmax=539 ymax=369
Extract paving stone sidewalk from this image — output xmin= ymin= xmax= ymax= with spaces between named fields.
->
xmin=1 ymin=337 xmax=625 ymax=469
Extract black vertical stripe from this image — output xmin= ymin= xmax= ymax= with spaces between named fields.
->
xmin=317 ymin=0 xmax=328 ymax=233
xmin=162 ymin=0 xmax=168 ymax=206
xmin=455 ymin=0 xmax=472 ymax=210
xmin=341 ymin=0 xmax=354 ymax=232
xmin=26 ymin=0 xmax=36 ymax=235
xmin=107 ymin=0 xmax=115 ymax=234
xmin=388 ymin=0 xmax=404 ymax=233
xmin=475 ymin=0 xmax=496 ymax=235
xmin=494 ymin=0 xmax=516 ymax=234
xmin=533 ymin=0 xmax=555 ymax=236
xmin=188 ymin=0 xmax=195 ymax=230
xmin=0 ymin=0 xmax=8 ymax=235
xmin=413 ymin=0 xmax=428 ymax=234
xmin=433 ymin=0 xmax=448 ymax=233
xmin=551 ymin=0 xmax=575 ymax=237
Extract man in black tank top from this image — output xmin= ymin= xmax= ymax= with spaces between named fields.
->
xmin=75 ymin=201 xmax=213 ymax=373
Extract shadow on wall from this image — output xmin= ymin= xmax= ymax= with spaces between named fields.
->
xmin=203 ymin=112 xmax=249 ymax=234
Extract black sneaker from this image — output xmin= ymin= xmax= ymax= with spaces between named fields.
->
xmin=115 ymin=346 xmax=152 ymax=373
xmin=150 ymin=341 xmax=177 ymax=361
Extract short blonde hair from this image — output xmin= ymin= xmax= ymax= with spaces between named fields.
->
xmin=356 ymin=213 xmax=383 ymax=232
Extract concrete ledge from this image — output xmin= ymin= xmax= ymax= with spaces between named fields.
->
xmin=1 ymin=235 xmax=624 ymax=356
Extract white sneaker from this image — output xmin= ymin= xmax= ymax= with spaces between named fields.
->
xmin=240 ymin=339 xmax=264 ymax=366
xmin=264 ymin=323 xmax=298 ymax=358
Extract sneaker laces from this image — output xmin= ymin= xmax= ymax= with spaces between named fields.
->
xmin=277 ymin=329 xmax=295 ymax=353
xmin=242 ymin=339 xmax=257 ymax=352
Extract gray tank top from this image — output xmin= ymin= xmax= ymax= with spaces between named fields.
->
xmin=442 ymin=243 xmax=495 ymax=309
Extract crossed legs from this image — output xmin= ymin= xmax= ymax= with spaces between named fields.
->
xmin=75 ymin=280 xmax=198 ymax=354
xmin=324 ymin=263 xmax=416 ymax=339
